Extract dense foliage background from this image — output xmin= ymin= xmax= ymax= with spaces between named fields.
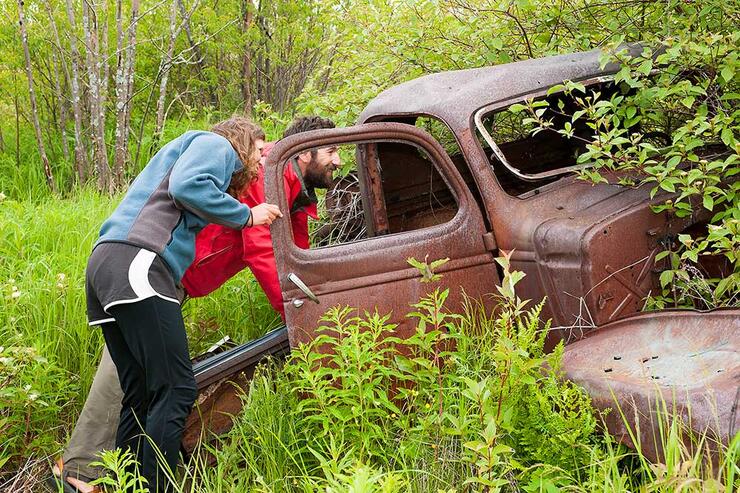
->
xmin=0 ymin=0 xmax=738 ymax=491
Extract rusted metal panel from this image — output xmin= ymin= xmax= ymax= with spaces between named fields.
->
xmin=359 ymin=46 xmax=644 ymax=129
xmin=356 ymin=46 xmax=718 ymax=348
xmin=356 ymin=143 xmax=390 ymax=236
xmin=561 ymin=309 xmax=740 ymax=464
xmin=183 ymin=328 xmax=290 ymax=453
xmin=285 ymin=256 xmax=498 ymax=348
xmin=265 ymin=123 xmax=501 ymax=348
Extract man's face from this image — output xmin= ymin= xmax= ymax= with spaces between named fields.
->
xmin=303 ymin=145 xmax=340 ymax=189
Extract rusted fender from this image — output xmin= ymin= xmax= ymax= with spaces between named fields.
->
xmin=182 ymin=328 xmax=290 ymax=454
xmin=561 ymin=309 xmax=739 ymax=464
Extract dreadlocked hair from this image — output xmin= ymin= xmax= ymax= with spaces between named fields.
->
xmin=211 ymin=116 xmax=265 ymax=197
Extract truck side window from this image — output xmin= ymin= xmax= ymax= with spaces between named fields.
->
xmin=290 ymin=141 xmax=459 ymax=249
xmin=477 ymin=82 xmax=624 ymax=196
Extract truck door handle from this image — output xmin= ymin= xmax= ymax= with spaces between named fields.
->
xmin=287 ymin=273 xmax=320 ymax=304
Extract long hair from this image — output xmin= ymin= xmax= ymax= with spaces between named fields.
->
xmin=211 ymin=116 xmax=265 ymax=197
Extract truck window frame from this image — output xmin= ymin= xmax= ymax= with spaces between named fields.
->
xmin=472 ymin=75 xmax=615 ymax=197
xmin=268 ymin=134 xmax=470 ymax=257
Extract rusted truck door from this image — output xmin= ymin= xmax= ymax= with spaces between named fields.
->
xmin=264 ymin=123 xmax=501 ymax=347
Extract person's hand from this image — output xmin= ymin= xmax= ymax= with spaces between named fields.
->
xmin=247 ymin=203 xmax=283 ymax=227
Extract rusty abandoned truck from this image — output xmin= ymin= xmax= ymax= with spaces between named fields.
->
xmin=185 ymin=47 xmax=739 ymax=462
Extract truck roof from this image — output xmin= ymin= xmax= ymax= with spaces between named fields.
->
xmin=359 ymin=46 xmax=642 ymax=127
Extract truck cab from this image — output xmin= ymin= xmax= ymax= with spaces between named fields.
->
xmin=264 ymin=47 xmax=712 ymax=350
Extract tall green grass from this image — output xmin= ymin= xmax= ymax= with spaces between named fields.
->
xmin=0 ymin=114 xmax=290 ymax=201
xmin=157 ymin=284 xmax=737 ymax=492
xmin=0 ymin=191 xmax=278 ymax=476
xmin=1 ymin=192 xmax=738 ymax=491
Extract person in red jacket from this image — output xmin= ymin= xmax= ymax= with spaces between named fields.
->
xmin=50 ymin=116 xmax=338 ymax=493
xmin=182 ymin=115 xmax=339 ymax=315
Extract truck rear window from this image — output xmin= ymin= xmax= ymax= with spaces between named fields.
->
xmin=476 ymin=81 xmax=624 ymax=197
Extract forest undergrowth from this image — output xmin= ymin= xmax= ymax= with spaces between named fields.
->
xmin=1 ymin=197 xmax=737 ymax=491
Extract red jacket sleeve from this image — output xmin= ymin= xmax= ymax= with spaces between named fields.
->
xmin=182 ymin=145 xmax=315 ymax=321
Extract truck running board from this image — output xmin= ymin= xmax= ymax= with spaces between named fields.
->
xmin=193 ymin=326 xmax=290 ymax=389
xmin=183 ymin=327 xmax=291 ymax=453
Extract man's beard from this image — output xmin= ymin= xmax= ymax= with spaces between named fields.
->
xmin=303 ymin=159 xmax=333 ymax=189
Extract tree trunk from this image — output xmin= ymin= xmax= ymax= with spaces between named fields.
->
xmin=64 ymin=0 xmax=89 ymax=182
xmin=50 ymin=37 xmax=70 ymax=162
xmin=113 ymin=0 xmax=140 ymax=188
xmin=100 ymin=0 xmax=110 ymax=112
xmin=123 ymin=1 xmax=139 ymax=169
xmin=18 ymin=0 xmax=57 ymax=193
xmin=177 ymin=0 xmax=213 ymax=106
xmin=153 ymin=0 xmax=181 ymax=147
xmin=113 ymin=0 xmax=126 ymax=188
xmin=241 ymin=0 xmax=254 ymax=115
xmin=82 ymin=0 xmax=111 ymax=192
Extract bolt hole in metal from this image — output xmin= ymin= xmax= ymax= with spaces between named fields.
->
xmin=601 ymin=344 xmax=735 ymax=386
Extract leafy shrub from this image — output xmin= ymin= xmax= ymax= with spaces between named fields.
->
xmin=0 ymin=343 xmax=76 ymax=472
xmin=510 ymin=1 xmax=738 ymax=307
xmin=278 ymin=254 xmax=603 ymax=491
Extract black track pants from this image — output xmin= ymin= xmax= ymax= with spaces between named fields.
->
xmin=101 ymin=297 xmax=197 ymax=492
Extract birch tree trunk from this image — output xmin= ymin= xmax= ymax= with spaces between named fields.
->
xmin=64 ymin=0 xmax=89 ymax=182
xmin=113 ymin=0 xmax=140 ymax=188
xmin=100 ymin=0 xmax=110 ymax=113
xmin=49 ymin=37 xmax=70 ymax=162
xmin=123 ymin=0 xmax=139 ymax=168
xmin=241 ymin=0 xmax=253 ymax=115
xmin=153 ymin=0 xmax=181 ymax=146
xmin=113 ymin=0 xmax=126 ymax=187
xmin=18 ymin=0 xmax=57 ymax=193
xmin=82 ymin=0 xmax=111 ymax=192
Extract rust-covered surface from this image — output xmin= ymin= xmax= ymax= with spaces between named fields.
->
xmin=183 ymin=328 xmax=290 ymax=453
xmin=265 ymin=123 xmax=500 ymax=349
xmin=356 ymin=47 xmax=716 ymax=349
xmin=561 ymin=309 xmax=740 ymax=463
xmin=359 ymin=46 xmax=643 ymax=129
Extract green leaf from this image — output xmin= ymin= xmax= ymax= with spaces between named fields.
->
xmin=703 ymin=194 xmax=714 ymax=210
xmin=721 ymin=65 xmax=735 ymax=83
xmin=659 ymin=270 xmax=674 ymax=288
xmin=660 ymin=180 xmax=676 ymax=193
xmin=509 ymin=103 xmax=527 ymax=113
xmin=655 ymin=250 xmax=670 ymax=261
xmin=721 ymin=127 xmax=734 ymax=146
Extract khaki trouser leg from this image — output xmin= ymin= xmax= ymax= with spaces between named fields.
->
xmin=61 ymin=346 xmax=122 ymax=482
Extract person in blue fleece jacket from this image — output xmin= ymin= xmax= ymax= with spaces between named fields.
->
xmin=85 ymin=117 xmax=281 ymax=492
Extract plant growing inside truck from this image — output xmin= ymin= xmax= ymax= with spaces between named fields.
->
xmin=507 ymin=40 xmax=739 ymax=308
